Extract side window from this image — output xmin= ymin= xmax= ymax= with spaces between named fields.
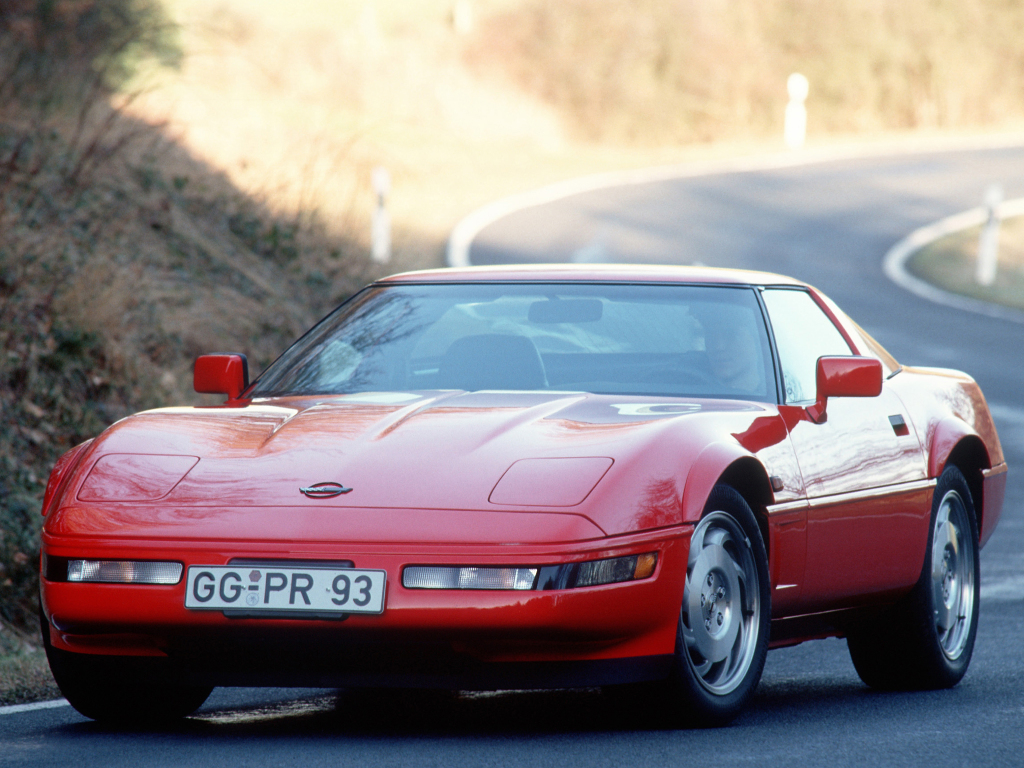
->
xmin=762 ymin=289 xmax=852 ymax=404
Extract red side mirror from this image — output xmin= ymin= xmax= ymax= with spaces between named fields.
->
xmin=806 ymin=356 xmax=882 ymax=424
xmin=194 ymin=354 xmax=249 ymax=400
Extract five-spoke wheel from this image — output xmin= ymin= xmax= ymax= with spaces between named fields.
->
xmin=847 ymin=465 xmax=980 ymax=690
xmin=666 ymin=484 xmax=770 ymax=726
xmin=682 ymin=510 xmax=762 ymax=696
xmin=930 ymin=484 xmax=975 ymax=662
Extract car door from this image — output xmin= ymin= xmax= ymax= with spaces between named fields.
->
xmin=761 ymin=288 xmax=928 ymax=612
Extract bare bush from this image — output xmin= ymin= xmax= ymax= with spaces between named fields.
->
xmin=0 ymin=2 xmax=376 ymax=633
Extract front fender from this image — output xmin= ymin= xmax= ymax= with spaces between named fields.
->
xmin=681 ymin=441 xmax=761 ymax=524
xmin=927 ymin=416 xmax=989 ymax=479
xmin=41 ymin=439 xmax=95 ymax=517
xmin=927 ymin=416 xmax=1007 ymax=546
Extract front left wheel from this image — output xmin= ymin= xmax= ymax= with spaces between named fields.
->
xmin=664 ymin=484 xmax=771 ymax=727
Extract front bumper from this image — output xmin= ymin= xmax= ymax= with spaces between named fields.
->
xmin=41 ymin=525 xmax=691 ymax=687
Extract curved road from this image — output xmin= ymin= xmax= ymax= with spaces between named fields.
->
xmin=5 ymin=144 xmax=1024 ymax=767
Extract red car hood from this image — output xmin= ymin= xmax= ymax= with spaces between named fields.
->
xmin=68 ymin=391 xmax=774 ymax=536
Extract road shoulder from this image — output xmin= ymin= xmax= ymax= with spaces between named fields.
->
xmin=883 ymin=198 xmax=1024 ymax=323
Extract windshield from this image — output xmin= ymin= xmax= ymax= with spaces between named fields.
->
xmin=249 ymin=282 xmax=777 ymax=401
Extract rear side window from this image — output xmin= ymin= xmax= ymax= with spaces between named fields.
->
xmin=762 ymin=289 xmax=852 ymax=404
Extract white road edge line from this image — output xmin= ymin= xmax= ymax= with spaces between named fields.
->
xmin=0 ymin=698 xmax=70 ymax=716
xmin=882 ymin=197 xmax=1024 ymax=324
xmin=446 ymin=133 xmax=1024 ymax=269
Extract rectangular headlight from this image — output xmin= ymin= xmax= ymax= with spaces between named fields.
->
xmin=403 ymin=566 xmax=537 ymax=590
xmin=67 ymin=560 xmax=183 ymax=584
xmin=575 ymin=556 xmax=638 ymax=587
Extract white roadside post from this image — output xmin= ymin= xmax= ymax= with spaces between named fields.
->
xmin=371 ymin=166 xmax=391 ymax=264
xmin=975 ymin=183 xmax=1003 ymax=286
xmin=453 ymin=1 xmax=473 ymax=35
xmin=784 ymin=73 xmax=809 ymax=149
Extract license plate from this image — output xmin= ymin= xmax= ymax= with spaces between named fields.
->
xmin=184 ymin=564 xmax=386 ymax=615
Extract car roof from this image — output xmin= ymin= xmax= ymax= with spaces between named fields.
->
xmin=378 ymin=263 xmax=808 ymax=287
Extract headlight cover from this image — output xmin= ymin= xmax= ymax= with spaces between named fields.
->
xmin=77 ymin=454 xmax=199 ymax=502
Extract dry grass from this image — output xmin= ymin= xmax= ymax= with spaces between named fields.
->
xmin=0 ymin=621 xmax=58 ymax=706
xmin=122 ymin=0 xmax=567 ymax=247
xmin=0 ymin=1 xmax=387 ymax=647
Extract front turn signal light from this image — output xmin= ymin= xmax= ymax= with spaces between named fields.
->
xmin=634 ymin=552 xmax=658 ymax=580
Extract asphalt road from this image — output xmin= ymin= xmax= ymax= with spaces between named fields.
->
xmin=4 ymin=143 xmax=1024 ymax=766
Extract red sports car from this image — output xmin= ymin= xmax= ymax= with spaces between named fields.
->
xmin=38 ymin=265 xmax=1006 ymax=726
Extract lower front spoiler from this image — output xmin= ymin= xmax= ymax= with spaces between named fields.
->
xmin=47 ymin=640 xmax=676 ymax=691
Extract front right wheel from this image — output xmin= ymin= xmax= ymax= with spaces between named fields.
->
xmin=847 ymin=464 xmax=980 ymax=690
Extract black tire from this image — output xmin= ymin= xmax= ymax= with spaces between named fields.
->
xmin=663 ymin=484 xmax=771 ymax=727
xmin=847 ymin=465 xmax=980 ymax=690
xmin=40 ymin=609 xmax=213 ymax=724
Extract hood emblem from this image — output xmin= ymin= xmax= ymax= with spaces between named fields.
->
xmin=300 ymin=482 xmax=353 ymax=498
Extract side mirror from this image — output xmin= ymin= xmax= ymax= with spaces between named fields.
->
xmin=806 ymin=356 xmax=882 ymax=424
xmin=194 ymin=354 xmax=249 ymax=400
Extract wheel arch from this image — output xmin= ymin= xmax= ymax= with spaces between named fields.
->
xmin=718 ymin=458 xmax=773 ymax=555
xmin=941 ymin=435 xmax=990 ymax=536
xmin=928 ymin=417 xmax=991 ymax=535
xmin=682 ymin=444 xmax=773 ymax=556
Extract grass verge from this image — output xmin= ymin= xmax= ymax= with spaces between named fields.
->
xmin=0 ymin=621 xmax=59 ymax=707
xmin=0 ymin=651 xmax=59 ymax=707
xmin=907 ymin=215 xmax=1024 ymax=311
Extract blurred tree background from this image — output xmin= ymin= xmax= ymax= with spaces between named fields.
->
xmin=3 ymin=0 xmax=1024 ymax=677
xmin=474 ymin=0 xmax=1024 ymax=144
